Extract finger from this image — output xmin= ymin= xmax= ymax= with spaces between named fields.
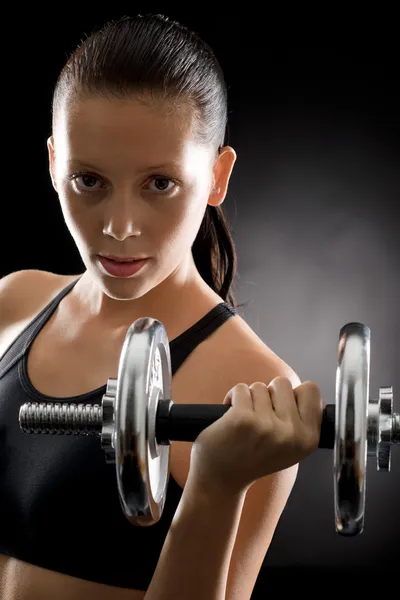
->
xmin=294 ymin=381 xmax=323 ymax=427
xmin=248 ymin=381 xmax=274 ymax=416
xmin=267 ymin=376 xmax=299 ymax=421
xmin=223 ymin=383 xmax=254 ymax=412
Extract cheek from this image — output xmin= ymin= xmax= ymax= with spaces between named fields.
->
xmin=157 ymin=198 xmax=206 ymax=248
xmin=57 ymin=187 xmax=95 ymax=236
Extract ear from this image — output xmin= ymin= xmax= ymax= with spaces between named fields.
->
xmin=47 ymin=136 xmax=58 ymax=192
xmin=208 ymin=146 xmax=237 ymax=207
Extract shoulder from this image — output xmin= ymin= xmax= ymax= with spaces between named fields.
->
xmin=173 ymin=308 xmax=301 ymax=406
xmin=223 ymin=312 xmax=301 ymax=386
xmin=0 ymin=269 xmax=79 ymax=318
xmin=0 ymin=269 xmax=80 ymax=348
xmin=0 ymin=268 xmax=67 ymax=297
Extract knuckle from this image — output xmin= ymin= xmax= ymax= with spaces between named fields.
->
xmin=302 ymin=381 xmax=321 ymax=396
xmin=268 ymin=375 xmax=294 ymax=393
xmin=269 ymin=375 xmax=289 ymax=386
xmin=234 ymin=382 xmax=250 ymax=393
xmin=249 ymin=381 xmax=268 ymax=392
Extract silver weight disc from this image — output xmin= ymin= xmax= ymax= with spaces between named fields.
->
xmin=115 ymin=317 xmax=172 ymax=526
xmin=334 ymin=322 xmax=371 ymax=536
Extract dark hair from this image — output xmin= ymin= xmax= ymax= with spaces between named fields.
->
xmin=52 ymin=13 xmax=239 ymax=308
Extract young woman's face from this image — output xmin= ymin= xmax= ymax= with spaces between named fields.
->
xmin=48 ymin=96 xmax=235 ymax=300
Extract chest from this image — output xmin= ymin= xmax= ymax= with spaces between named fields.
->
xmin=26 ymin=318 xmax=131 ymax=398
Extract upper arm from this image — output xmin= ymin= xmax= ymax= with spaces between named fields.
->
xmin=170 ymin=347 xmax=302 ymax=600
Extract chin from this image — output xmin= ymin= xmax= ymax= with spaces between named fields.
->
xmin=100 ymin=278 xmax=149 ymax=301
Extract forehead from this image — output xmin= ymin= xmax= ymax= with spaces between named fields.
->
xmin=54 ymin=96 xmax=208 ymax=168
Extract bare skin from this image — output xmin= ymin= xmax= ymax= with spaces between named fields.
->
xmin=0 ymin=96 xmax=301 ymax=599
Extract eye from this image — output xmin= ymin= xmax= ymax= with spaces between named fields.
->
xmin=68 ymin=172 xmax=104 ymax=193
xmin=147 ymin=177 xmax=177 ymax=194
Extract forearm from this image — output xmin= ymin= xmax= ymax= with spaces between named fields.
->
xmin=145 ymin=474 xmax=246 ymax=600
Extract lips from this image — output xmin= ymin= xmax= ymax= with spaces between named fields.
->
xmin=100 ymin=255 xmax=147 ymax=262
xmin=97 ymin=255 xmax=149 ymax=278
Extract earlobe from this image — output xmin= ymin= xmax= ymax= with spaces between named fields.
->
xmin=47 ymin=136 xmax=58 ymax=192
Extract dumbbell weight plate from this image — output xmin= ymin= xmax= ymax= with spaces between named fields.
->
xmin=334 ymin=322 xmax=371 ymax=536
xmin=115 ymin=317 xmax=172 ymax=526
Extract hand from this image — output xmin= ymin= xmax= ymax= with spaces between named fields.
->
xmin=189 ymin=376 xmax=323 ymax=495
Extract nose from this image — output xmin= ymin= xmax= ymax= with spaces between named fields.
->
xmin=102 ymin=192 xmax=142 ymax=241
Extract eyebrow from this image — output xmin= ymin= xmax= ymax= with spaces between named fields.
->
xmin=67 ymin=159 xmax=182 ymax=173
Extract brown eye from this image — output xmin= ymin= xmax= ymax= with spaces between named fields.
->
xmin=80 ymin=174 xmax=99 ymax=188
xmin=148 ymin=177 xmax=176 ymax=194
xmin=68 ymin=172 xmax=104 ymax=194
xmin=76 ymin=174 xmax=101 ymax=189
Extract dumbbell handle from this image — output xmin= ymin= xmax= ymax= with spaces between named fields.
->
xmin=156 ymin=402 xmax=336 ymax=448
xmin=19 ymin=401 xmax=336 ymax=449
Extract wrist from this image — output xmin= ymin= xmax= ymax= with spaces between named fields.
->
xmin=184 ymin=468 xmax=249 ymax=505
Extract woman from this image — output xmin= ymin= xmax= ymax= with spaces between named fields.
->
xmin=0 ymin=14 xmax=322 ymax=600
